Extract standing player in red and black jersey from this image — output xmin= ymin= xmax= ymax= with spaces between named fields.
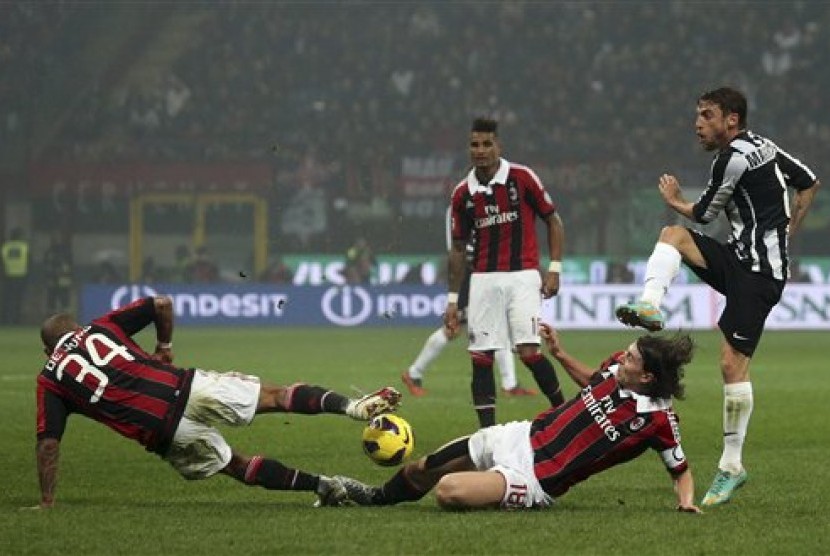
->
xmin=322 ymin=325 xmax=701 ymax=514
xmin=444 ymin=117 xmax=565 ymax=427
xmin=400 ymin=210 xmax=536 ymax=398
xmin=31 ymin=296 xmax=401 ymax=509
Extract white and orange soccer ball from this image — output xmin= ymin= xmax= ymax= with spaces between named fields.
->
xmin=361 ymin=413 xmax=414 ymax=466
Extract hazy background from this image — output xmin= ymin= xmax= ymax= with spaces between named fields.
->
xmin=1 ymin=1 xmax=828 ymax=321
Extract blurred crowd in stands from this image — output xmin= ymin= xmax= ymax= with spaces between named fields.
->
xmin=1 ymin=2 xmax=829 ymax=300
xmin=4 ymin=3 xmax=827 ymax=174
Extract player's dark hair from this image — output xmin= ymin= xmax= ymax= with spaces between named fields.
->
xmin=699 ymin=87 xmax=748 ymax=128
xmin=40 ymin=313 xmax=78 ymax=352
xmin=636 ymin=333 xmax=695 ymax=400
xmin=471 ymin=117 xmax=498 ymax=135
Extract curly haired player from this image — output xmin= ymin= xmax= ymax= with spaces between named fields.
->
xmin=325 ymin=324 xmax=701 ymax=514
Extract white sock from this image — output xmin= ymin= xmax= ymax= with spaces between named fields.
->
xmin=718 ymin=382 xmax=753 ymax=474
xmin=494 ymin=349 xmax=517 ymax=390
xmin=408 ymin=327 xmax=449 ymax=380
xmin=641 ymin=242 xmax=681 ymax=307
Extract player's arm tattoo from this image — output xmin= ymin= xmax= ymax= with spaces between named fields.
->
xmin=153 ymin=296 xmax=174 ymax=344
xmin=447 ymin=240 xmax=467 ymax=294
xmin=36 ymin=438 xmax=60 ymax=507
xmin=546 ymin=212 xmax=564 ymax=262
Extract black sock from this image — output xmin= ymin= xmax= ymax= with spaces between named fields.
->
xmin=471 ymin=352 xmax=496 ymax=427
xmin=378 ymin=468 xmax=427 ymax=505
xmin=522 ymin=353 xmax=564 ymax=407
xmin=288 ymin=384 xmax=350 ymax=414
xmin=244 ymin=456 xmax=319 ymax=491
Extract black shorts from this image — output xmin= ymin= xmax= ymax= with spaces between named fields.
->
xmin=686 ymin=230 xmax=784 ymax=356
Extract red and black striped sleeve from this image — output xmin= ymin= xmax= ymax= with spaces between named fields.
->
xmin=36 ymin=379 xmax=72 ymax=441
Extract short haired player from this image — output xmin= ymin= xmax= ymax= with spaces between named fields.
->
xmin=615 ymin=86 xmax=820 ymax=506
xmin=444 ymin=117 xmax=565 ymax=427
xmin=31 ymin=296 xmax=401 ymax=509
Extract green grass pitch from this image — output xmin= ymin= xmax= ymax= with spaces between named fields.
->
xmin=2 ymin=326 xmax=827 ymax=555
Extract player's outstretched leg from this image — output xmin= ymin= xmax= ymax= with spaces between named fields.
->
xmin=615 ymin=301 xmax=665 ymax=332
xmin=331 ymin=475 xmax=382 ymax=506
xmin=313 ymin=476 xmax=350 ymax=507
xmin=617 ymin=241 xmax=679 ymax=332
xmin=701 ymin=468 xmax=748 ymax=507
xmin=323 ymin=470 xmax=428 ymax=507
xmin=223 ymin=453 xmax=349 ymax=507
xmin=346 ymin=387 xmax=402 ymax=420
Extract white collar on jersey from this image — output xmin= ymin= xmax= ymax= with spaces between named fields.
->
xmin=609 ymin=365 xmax=672 ymax=413
xmin=466 ymin=158 xmax=510 ymax=195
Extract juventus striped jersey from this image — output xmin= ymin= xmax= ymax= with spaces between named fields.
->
xmin=450 ymin=158 xmax=556 ymax=272
xmin=37 ymin=297 xmax=194 ymax=455
xmin=692 ymin=130 xmax=817 ymax=281
xmin=529 ymin=354 xmax=687 ymax=498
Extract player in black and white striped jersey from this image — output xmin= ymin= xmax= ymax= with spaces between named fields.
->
xmin=615 ymin=86 xmax=820 ymax=507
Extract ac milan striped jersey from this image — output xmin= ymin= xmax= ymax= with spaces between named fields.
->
xmin=450 ymin=158 xmax=556 ymax=272
xmin=692 ymin=130 xmax=817 ymax=281
xmin=36 ymin=297 xmax=194 ymax=455
xmin=529 ymin=354 xmax=687 ymax=498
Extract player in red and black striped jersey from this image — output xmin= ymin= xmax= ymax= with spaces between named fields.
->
xmin=400 ymin=212 xmax=536 ymax=398
xmin=32 ymin=296 xmax=401 ymax=509
xmin=37 ymin=297 xmax=192 ymax=455
xmin=445 ymin=117 xmax=565 ymax=427
xmin=324 ymin=325 xmax=701 ymax=513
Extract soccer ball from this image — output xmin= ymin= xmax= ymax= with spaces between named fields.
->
xmin=362 ymin=413 xmax=414 ymax=466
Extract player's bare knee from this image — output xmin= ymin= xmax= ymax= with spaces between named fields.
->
xmin=435 ymin=475 xmax=465 ymax=508
xmin=256 ymin=384 xmax=284 ymax=411
xmin=658 ymin=225 xmax=686 ymax=245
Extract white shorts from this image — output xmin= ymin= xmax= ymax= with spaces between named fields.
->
xmin=468 ymin=420 xmax=553 ymax=509
xmin=165 ymin=369 xmax=261 ymax=480
xmin=467 ymin=270 xmax=542 ymax=352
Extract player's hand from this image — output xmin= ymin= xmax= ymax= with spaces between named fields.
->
xmin=443 ymin=305 xmax=460 ymax=336
xmin=444 ymin=323 xmax=460 ymax=340
xmin=541 ymin=272 xmax=559 ymax=298
xmin=153 ymin=346 xmax=174 ymax=364
xmin=539 ymin=323 xmax=562 ymax=357
xmin=658 ymin=174 xmax=682 ymax=203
